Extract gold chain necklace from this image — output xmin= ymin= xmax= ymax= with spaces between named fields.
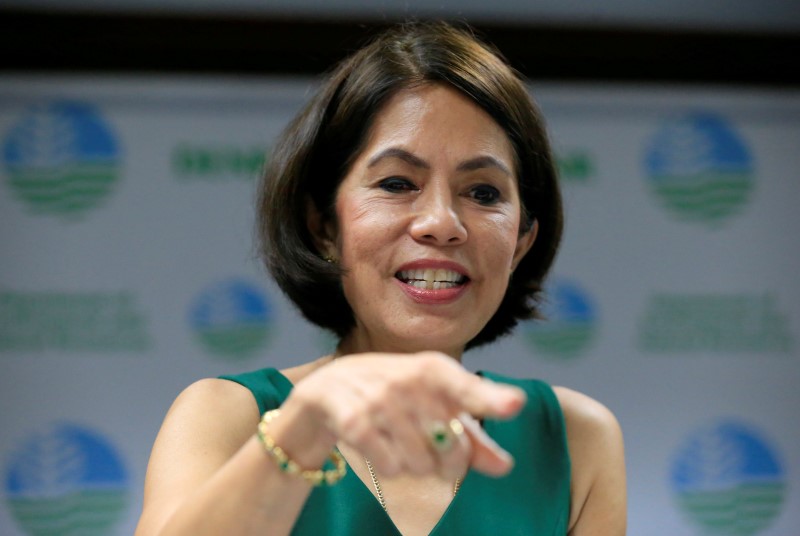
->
xmin=364 ymin=459 xmax=461 ymax=512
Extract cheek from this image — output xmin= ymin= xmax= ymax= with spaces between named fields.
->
xmin=336 ymin=197 xmax=399 ymax=261
xmin=478 ymin=215 xmax=523 ymax=264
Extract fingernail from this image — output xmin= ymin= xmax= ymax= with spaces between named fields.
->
xmin=459 ymin=412 xmax=501 ymax=449
xmin=496 ymin=386 xmax=526 ymax=412
xmin=497 ymin=447 xmax=513 ymax=466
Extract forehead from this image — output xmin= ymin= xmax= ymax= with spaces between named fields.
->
xmin=358 ymin=83 xmax=516 ymax=168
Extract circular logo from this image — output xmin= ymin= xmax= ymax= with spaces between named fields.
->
xmin=4 ymin=423 xmax=129 ymax=536
xmin=2 ymin=101 xmax=121 ymax=218
xmin=671 ymin=420 xmax=786 ymax=535
xmin=523 ymin=279 xmax=596 ymax=359
xmin=644 ymin=111 xmax=753 ymax=224
xmin=189 ymin=278 xmax=273 ymax=359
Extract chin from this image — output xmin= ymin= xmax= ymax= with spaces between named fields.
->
xmin=392 ymin=326 xmax=479 ymax=355
xmin=348 ymin=311 xmax=486 ymax=355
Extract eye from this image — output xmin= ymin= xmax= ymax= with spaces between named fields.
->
xmin=469 ymin=184 xmax=501 ymax=205
xmin=379 ymin=177 xmax=417 ymax=193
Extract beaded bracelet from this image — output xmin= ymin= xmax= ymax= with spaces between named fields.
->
xmin=256 ymin=409 xmax=347 ymax=487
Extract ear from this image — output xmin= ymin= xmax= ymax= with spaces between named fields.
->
xmin=306 ymin=197 xmax=338 ymax=258
xmin=511 ymin=219 xmax=538 ymax=271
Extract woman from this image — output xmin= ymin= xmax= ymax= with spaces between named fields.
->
xmin=136 ymin=22 xmax=626 ymax=536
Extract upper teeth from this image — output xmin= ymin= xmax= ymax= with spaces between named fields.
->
xmin=397 ymin=269 xmax=466 ymax=290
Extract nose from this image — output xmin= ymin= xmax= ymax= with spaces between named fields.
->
xmin=408 ymin=185 xmax=467 ymax=245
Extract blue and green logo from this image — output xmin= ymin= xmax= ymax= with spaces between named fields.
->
xmin=189 ymin=278 xmax=273 ymax=359
xmin=671 ymin=420 xmax=786 ymax=535
xmin=523 ymin=279 xmax=597 ymax=359
xmin=644 ymin=112 xmax=754 ymax=225
xmin=5 ymin=423 xmax=129 ymax=536
xmin=2 ymin=101 xmax=121 ymax=219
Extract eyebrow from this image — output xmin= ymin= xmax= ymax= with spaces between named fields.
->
xmin=367 ymin=148 xmax=429 ymax=169
xmin=366 ymin=147 xmax=512 ymax=176
xmin=457 ymin=155 xmax=512 ymax=176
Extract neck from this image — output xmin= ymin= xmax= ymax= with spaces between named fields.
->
xmin=337 ymin=330 xmax=465 ymax=361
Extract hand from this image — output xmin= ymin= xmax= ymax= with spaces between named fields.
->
xmin=284 ymin=351 xmax=526 ymax=479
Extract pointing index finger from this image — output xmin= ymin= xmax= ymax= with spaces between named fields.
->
xmin=420 ymin=355 xmax=526 ymax=418
xmin=463 ymin=376 xmax=526 ymax=419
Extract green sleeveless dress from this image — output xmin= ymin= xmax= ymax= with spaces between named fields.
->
xmin=220 ymin=368 xmax=571 ymax=535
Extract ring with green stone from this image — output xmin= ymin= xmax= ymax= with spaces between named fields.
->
xmin=428 ymin=418 xmax=465 ymax=453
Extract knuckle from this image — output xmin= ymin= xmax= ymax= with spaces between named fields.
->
xmin=410 ymin=455 xmax=436 ymax=475
xmin=338 ymin=409 xmax=365 ymax=439
xmin=451 ymin=378 xmax=473 ymax=401
xmin=384 ymin=375 xmax=409 ymax=398
xmin=419 ymin=350 xmax=447 ymax=366
xmin=361 ymin=392 xmax=379 ymax=413
xmin=346 ymin=421 xmax=372 ymax=446
xmin=363 ymin=385 xmax=390 ymax=413
xmin=379 ymin=380 xmax=399 ymax=400
xmin=415 ymin=352 xmax=445 ymax=380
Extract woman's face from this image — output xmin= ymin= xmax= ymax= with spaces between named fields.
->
xmin=328 ymin=84 xmax=536 ymax=357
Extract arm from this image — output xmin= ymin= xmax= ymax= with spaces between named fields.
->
xmin=555 ymin=387 xmax=627 ymax=536
xmin=135 ymin=378 xmax=334 ymax=536
xmin=135 ymin=353 xmax=526 ymax=535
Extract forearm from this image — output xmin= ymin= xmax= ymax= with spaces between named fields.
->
xmin=137 ymin=392 xmax=338 ymax=536
xmin=151 ymin=439 xmax=313 ymax=536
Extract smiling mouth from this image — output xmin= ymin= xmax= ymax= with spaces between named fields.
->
xmin=395 ymin=269 xmax=469 ymax=290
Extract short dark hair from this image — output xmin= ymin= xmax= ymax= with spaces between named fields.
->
xmin=257 ymin=21 xmax=563 ymax=349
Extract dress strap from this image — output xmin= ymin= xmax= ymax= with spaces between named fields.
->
xmin=219 ymin=367 xmax=294 ymax=414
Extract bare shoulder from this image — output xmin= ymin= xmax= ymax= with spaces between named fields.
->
xmin=176 ymin=376 xmax=257 ymax=408
xmin=137 ymin=378 xmax=260 ymax=533
xmin=148 ymin=377 xmax=261 ymax=470
xmin=553 ymin=386 xmax=622 ymax=442
xmin=170 ymin=378 xmax=259 ymax=428
xmin=552 ymin=386 xmax=627 ymax=535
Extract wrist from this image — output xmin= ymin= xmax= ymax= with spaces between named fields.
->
xmin=266 ymin=395 xmax=338 ymax=471
xmin=256 ymin=409 xmax=346 ymax=487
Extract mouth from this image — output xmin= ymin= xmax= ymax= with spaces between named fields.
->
xmin=395 ymin=268 xmax=469 ymax=290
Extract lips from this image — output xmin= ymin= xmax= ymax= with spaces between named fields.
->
xmin=394 ymin=260 xmax=470 ymax=303
xmin=395 ymin=268 xmax=467 ymax=290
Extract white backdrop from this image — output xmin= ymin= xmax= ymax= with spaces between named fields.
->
xmin=1 ymin=76 xmax=798 ymax=535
